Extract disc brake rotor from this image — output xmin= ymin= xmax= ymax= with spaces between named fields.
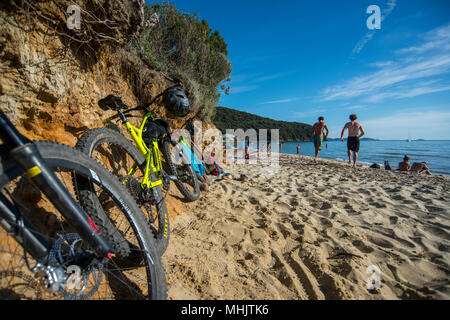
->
xmin=48 ymin=233 xmax=104 ymax=300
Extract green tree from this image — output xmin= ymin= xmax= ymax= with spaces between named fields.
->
xmin=130 ymin=3 xmax=232 ymax=120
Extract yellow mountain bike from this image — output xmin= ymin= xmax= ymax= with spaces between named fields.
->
xmin=76 ymin=92 xmax=199 ymax=255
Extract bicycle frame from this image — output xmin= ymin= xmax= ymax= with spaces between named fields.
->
xmin=0 ymin=110 xmax=114 ymax=261
xmin=120 ymin=112 xmax=163 ymax=190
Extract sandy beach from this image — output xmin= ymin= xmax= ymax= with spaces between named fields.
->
xmin=163 ymin=153 xmax=450 ymax=300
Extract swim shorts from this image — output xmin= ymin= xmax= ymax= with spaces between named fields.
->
xmin=313 ymin=135 xmax=323 ymax=151
xmin=347 ymin=136 xmax=360 ymax=152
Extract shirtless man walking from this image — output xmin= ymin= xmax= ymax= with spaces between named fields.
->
xmin=340 ymin=114 xmax=365 ymax=168
xmin=311 ymin=116 xmax=329 ymax=163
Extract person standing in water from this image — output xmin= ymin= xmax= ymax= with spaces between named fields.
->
xmin=311 ymin=116 xmax=329 ymax=163
xmin=297 ymin=144 xmax=300 ymax=155
xmin=340 ymin=114 xmax=365 ymax=168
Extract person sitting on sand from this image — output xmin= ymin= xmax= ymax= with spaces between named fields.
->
xmin=411 ymin=162 xmax=432 ymax=175
xmin=340 ymin=114 xmax=365 ymax=168
xmin=312 ymin=116 xmax=329 ymax=163
xmin=398 ymin=155 xmax=411 ymax=172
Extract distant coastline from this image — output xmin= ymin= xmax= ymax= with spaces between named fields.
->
xmin=326 ymin=137 xmax=380 ymax=141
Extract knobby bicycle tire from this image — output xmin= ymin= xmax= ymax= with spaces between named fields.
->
xmin=161 ymin=139 xmax=200 ymax=202
xmin=0 ymin=141 xmax=167 ymax=300
xmin=75 ymin=127 xmax=169 ymax=255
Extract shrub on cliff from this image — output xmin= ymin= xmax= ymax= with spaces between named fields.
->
xmin=129 ymin=3 xmax=232 ymax=120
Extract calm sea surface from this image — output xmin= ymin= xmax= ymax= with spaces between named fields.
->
xmin=278 ymin=140 xmax=450 ymax=176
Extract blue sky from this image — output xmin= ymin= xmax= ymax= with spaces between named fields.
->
xmin=149 ymin=0 xmax=450 ymax=139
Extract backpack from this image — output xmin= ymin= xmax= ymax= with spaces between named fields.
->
xmin=142 ymin=118 xmax=170 ymax=145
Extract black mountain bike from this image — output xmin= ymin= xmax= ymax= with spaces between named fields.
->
xmin=0 ymin=110 xmax=166 ymax=299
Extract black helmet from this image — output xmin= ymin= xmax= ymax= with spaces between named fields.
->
xmin=164 ymin=86 xmax=190 ymax=118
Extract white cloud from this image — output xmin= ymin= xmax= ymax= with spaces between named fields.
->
xmin=292 ymin=109 xmax=326 ymax=118
xmin=363 ymin=110 xmax=450 ymax=139
xmin=253 ymin=72 xmax=288 ymax=83
xmin=260 ymin=98 xmax=297 ymax=105
xmin=396 ymin=23 xmax=450 ymax=54
xmin=364 ymin=83 xmax=450 ymax=103
xmin=230 ymin=85 xmax=259 ymax=94
xmin=230 ymin=71 xmax=293 ymax=94
xmin=322 ymin=54 xmax=450 ymax=101
xmin=322 ymin=22 xmax=450 ymax=103
xmin=345 ymin=105 xmax=367 ymax=110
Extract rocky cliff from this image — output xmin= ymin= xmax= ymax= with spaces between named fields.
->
xmin=0 ymin=0 xmax=217 ymax=219
xmin=0 ymin=0 xmax=194 ymax=146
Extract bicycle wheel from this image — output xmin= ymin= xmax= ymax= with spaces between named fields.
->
xmin=75 ymin=127 xmax=169 ymax=255
xmin=161 ymin=140 xmax=200 ymax=202
xmin=0 ymin=141 xmax=167 ymax=299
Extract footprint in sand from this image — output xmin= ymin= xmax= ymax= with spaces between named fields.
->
xmin=248 ymin=196 xmax=260 ymax=206
xmin=389 ymin=216 xmax=399 ymax=224
xmin=220 ymin=183 xmax=230 ymax=194
xmin=425 ymin=205 xmax=444 ymax=213
xmin=374 ymin=201 xmax=388 ymax=209
xmin=276 ymin=223 xmax=292 ymax=239
xmin=367 ymin=235 xmax=394 ymax=249
xmin=331 ymin=195 xmax=349 ymax=204
xmin=344 ymin=204 xmax=359 ymax=215
xmin=290 ymin=220 xmax=303 ymax=232
xmin=290 ymin=197 xmax=300 ymax=207
xmin=422 ymin=225 xmax=450 ymax=241
xmin=320 ymin=217 xmax=333 ymax=228
xmin=320 ymin=202 xmax=333 ymax=210
xmin=327 ymin=228 xmax=349 ymax=239
xmin=392 ymin=194 xmax=405 ymax=201
xmin=254 ymin=218 xmax=268 ymax=229
xmin=352 ymin=240 xmax=374 ymax=253
xmin=437 ymin=243 xmax=449 ymax=253
xmin=358 ymin=188 xmax=372 ymax=196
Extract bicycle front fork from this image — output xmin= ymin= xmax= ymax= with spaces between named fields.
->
xmin=9 ymin=142 xmax=115 ymax=259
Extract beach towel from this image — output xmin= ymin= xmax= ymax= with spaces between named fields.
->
xmin=205 ymin=154 xmax=224 ymax=177
xmin=178 ymin=136 xmax=206 ymax=177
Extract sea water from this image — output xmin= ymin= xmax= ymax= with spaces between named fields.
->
xmin=279 ymin=140 xmax=450 ymax=176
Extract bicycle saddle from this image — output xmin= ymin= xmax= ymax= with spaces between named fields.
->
xmin=98 ymin=94 xmax=127 ymax=111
